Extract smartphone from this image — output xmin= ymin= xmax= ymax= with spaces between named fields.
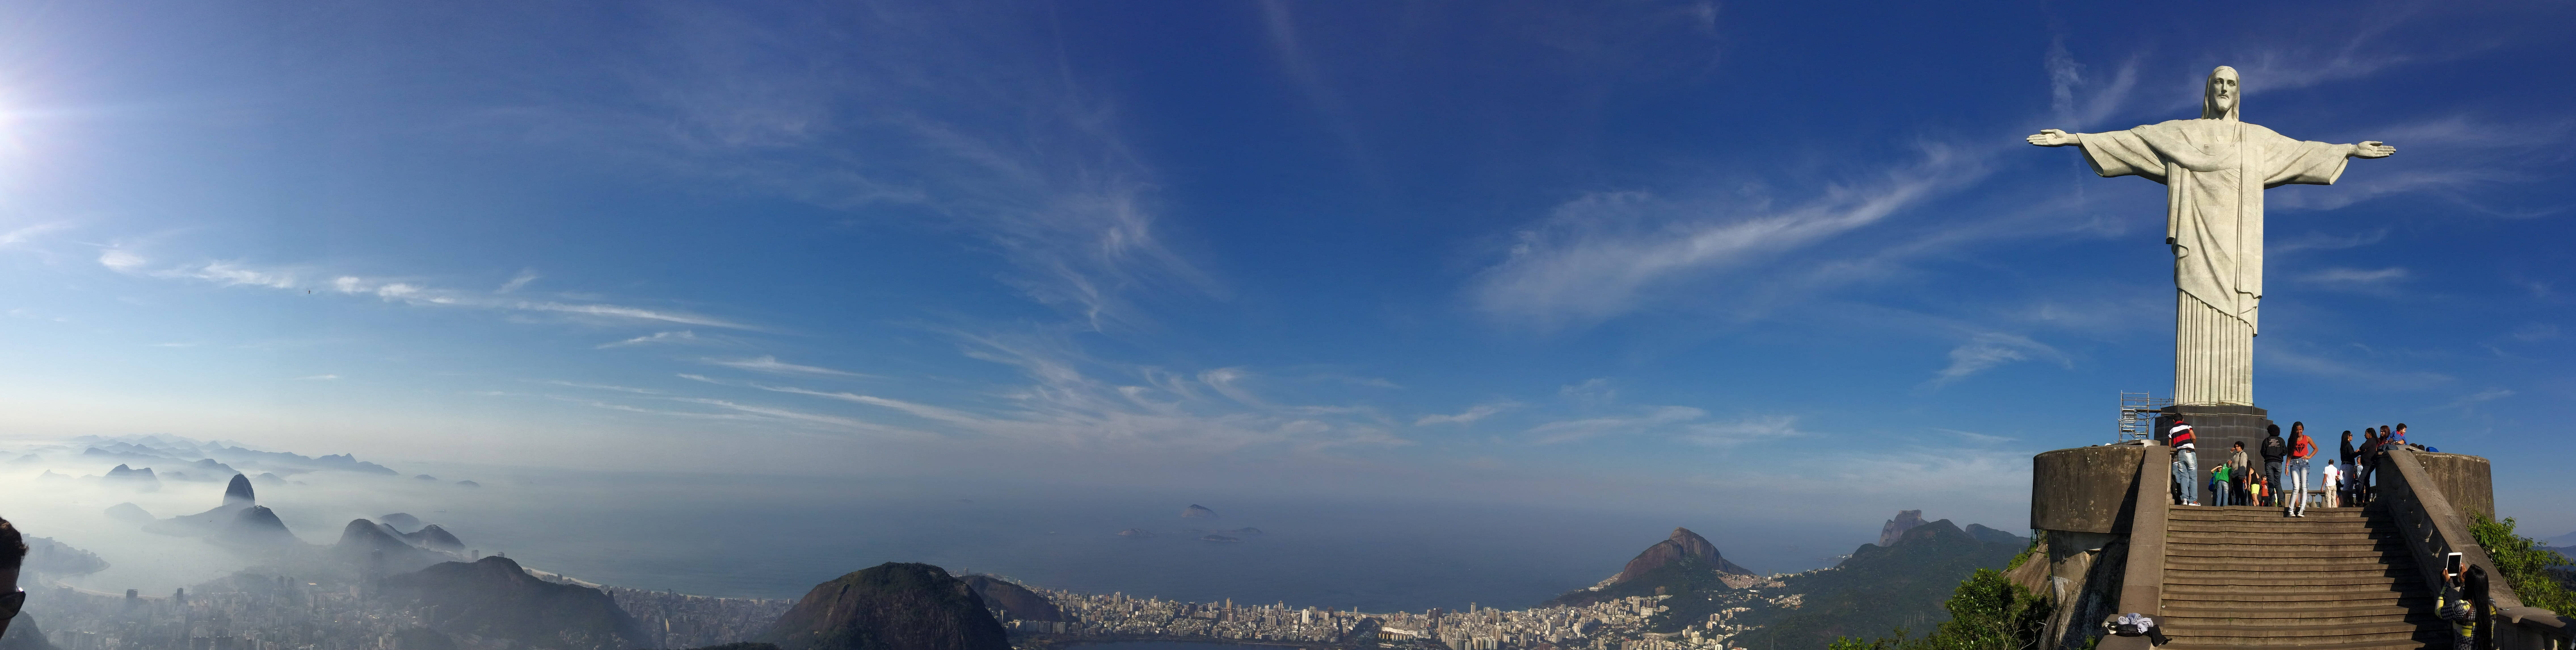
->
xmin=2446 ymin=552 xmax=2465 ymax=580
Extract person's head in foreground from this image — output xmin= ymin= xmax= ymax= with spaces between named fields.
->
xmin=1 ymin=515 xmax=25 ymax=638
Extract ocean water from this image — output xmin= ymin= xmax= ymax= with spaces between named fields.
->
xmin=12 ymin=465 xmax=1862 ymax=614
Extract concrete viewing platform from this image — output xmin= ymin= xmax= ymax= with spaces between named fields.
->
xmin=2019 ymin=444 xmax=2571 ymax=650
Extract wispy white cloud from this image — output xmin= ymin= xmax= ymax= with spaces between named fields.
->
xmin=544 ymin=380 xmax=662 ymax=394
xmin=104 ymin=255 xmax=757 ymax=330
xmin=2271 ymin=228 xmax=2388 ymax=254
xmin=2443 ymin=388 xmax=2513 ymax=410
xmin=1469 ymin=146 xmax=1980 ymax=330
xmin=2300 ymin=266 xmax=2408 ymax=284
xmin=295 ymin=374 xmax=340 ymax=381
xmin=498 ymin=3 xmax=1222 ymax=332
xmin=1930 ymin=332 xmax=2070 ymax=386
xmin=1527 ymin=405 xmax=1705 ymax=445
xmin=703 ymin=355 xmax=870 ymax=378
xmin=598 ymin=330 xmax=704 ymax=348
xmin=98 ymin=249 xmax=147 ymax=271
xmin=1 ymin=222 xmax=70 ymax=246
xmin=2262 ymin=347 xmax=2453 ymax=389
xmin=1677 ymin=415 xmax=1804 ymax=447
xmin=1415 ymin=402 xmax=1517 ymax=427
xmin=498 ymin=269 xmax=540 ymax=293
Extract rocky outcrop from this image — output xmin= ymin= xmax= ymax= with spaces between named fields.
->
xmin=212 ymin=506 xmax=302 ymax=548
xmin=959 ymin=575 xmax=1064 ymax=622
xmin=1546 ymin=527 xmax=1756 ymax=607
xmin=22 ymin=537 xmax=109 ymax=577
xmin=405 ymin=525 xmax=467 ymax=552
xmin=381 ymin=556 xmax=653 ymax=650
xmin=379 ymin=513 xmax=424 ymax=532
xmin=104 ymin=503 xmax=154 ymax=524
xmin=1963 ymin=523 xmax=2026 ymax=546
xmin=1877 ymin=509 xmax=1928 ymax=547
xmin=1181 ymin=504 xmax=1218 ymax=519
xmin=223 ymin=473 xmax=256 ymax=506
xmin=102 ymin=464 xmax=161 ymax=491
xmin=1614 ymin=528 xmax=1754 ymax=584
xmin=334 ymin=519 xmax=448 ymax=574
xmin=757 ymin=563 xmax=1008 ymax=650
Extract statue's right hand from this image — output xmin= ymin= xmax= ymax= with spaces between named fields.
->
xmin=2026 ymin=129 xmax=2078 ymax=147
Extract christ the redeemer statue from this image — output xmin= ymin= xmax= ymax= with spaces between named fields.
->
xmin=2029 ymin=66 xmax=2393 ymax=406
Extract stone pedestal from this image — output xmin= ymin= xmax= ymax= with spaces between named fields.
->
xmin=2153 ymin=404 xmax=2272 ymax=501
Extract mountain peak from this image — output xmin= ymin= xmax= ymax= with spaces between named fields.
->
xmin=1612 ymin=526 xmax=1753 ymax=584
xmin=1877 ymin=509 xmax=1928 ymax=547
xmin=224 ymin=473 xmax=256 ymax=506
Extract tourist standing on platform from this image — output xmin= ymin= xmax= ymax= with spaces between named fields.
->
xmin=2229 ymin=441 xmax=2251 ymax=507
xmin=2355 ymin=427 xmax=2383 ymax=503
xmin=2286 ymin=422 xmax=2315 ymax=516
xmin=2211 ymin=462 xmax=2232 ymax=506
xmin=2320 ymin=457 xmax=2344 ymax=508
xmin=2261 ymin=425 xmax=2288 ymax=507
xmin=2392 ymin=423 xmax=2410 ymax=448
xmin=2169 ymin=419 xmax=2200 ymax=506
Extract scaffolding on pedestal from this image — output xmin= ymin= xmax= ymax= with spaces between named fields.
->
xmin=2116 ymin=391 xmax=2171 ymax=443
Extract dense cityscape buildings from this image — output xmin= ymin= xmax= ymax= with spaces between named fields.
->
xmin=1023 ymin=583 xmax=1783 ymax=650
xmin=24 ymin=565 xmax=1781 ymax=650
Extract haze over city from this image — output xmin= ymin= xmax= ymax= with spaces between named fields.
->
xmin=3 ymin=0 xmax=2573 ymax=626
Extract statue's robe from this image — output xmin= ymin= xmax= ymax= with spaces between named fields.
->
xmin=2077 ymin=119 xmax=2350 ymax=405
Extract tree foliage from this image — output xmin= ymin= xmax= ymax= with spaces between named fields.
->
xmin=2468 ymin=512 xmax=2576 ymax=615
xmin=1827 ymin=568 xmax=2051 ymax=650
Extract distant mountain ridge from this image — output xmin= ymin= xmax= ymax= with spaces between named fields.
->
xmin=758 ymin=563 xmax=1008 ymax=650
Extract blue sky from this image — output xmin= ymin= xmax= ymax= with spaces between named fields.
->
xmin=3 ymin=1 xmax=2572 ymax=538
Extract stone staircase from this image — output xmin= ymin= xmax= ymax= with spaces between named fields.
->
xmin=2158 ymin=505 xmax=2447 ymax=649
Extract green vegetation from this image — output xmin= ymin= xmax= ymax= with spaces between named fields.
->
xmin=1727 ymin=521 xmax=2027 ymax=649
xmin=1824 ymin=569 xmax=2050 ymax=650
xmin=2468 ymin=512 xmax=2576 ymax=615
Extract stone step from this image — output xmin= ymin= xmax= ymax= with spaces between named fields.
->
xmin=2158 ymin=630 xmax=2448 ymax=649
xmin=2166 ymin=556 xmax=2413 ymax=570
xmin=2164 ymin=602 xmax=2427 ymax=618
xmin=2163 ymin=573 xmax=2427 ymax=589
xmin=2162 ymin=585 xmax=2429 ymax=601
xmin=2161 ymin=619 xmax=2442 ymax=639
xmin=2167 ymin=530 xmax=2397 ymax=541
xmin=2165 ymin=566 xmax=2416 ymax=582
xmin=2163 ymin=609 xmax=2428 ymax=627
xmin=2174 ymin=549 xmax=2411 ymax=565
xmin=2165 ymin=537 xmax=2409 ymax=551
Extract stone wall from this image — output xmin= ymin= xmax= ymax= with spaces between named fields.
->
xmin=2411 ymin=452 xmax=2493 ymax=521
xmin=2030 ymin=444 xmax=2145 ymax=534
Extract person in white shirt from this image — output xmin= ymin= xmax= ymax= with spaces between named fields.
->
xmin=2319 ymin=459 xmax=2345 ymax=508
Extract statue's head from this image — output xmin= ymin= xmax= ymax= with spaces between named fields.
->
xmin=2201 ymin=66 xmax=2240 ymax=121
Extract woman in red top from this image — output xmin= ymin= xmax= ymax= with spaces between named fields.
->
xmin=2286 ymin=422 xmax=2316 ymax=517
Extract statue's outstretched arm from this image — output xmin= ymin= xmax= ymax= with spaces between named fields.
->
xmin=2349 ymin=141 xmax=2394 ymax=158
xmin=2027 ymin=129 xmax=2081 ymax=147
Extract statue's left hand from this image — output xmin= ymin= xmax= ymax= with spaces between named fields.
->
xmin=2353 ymin=141 xmax=2395 ymax=158
xmin=2027 ymin=129 xmax=2079 ymax=147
